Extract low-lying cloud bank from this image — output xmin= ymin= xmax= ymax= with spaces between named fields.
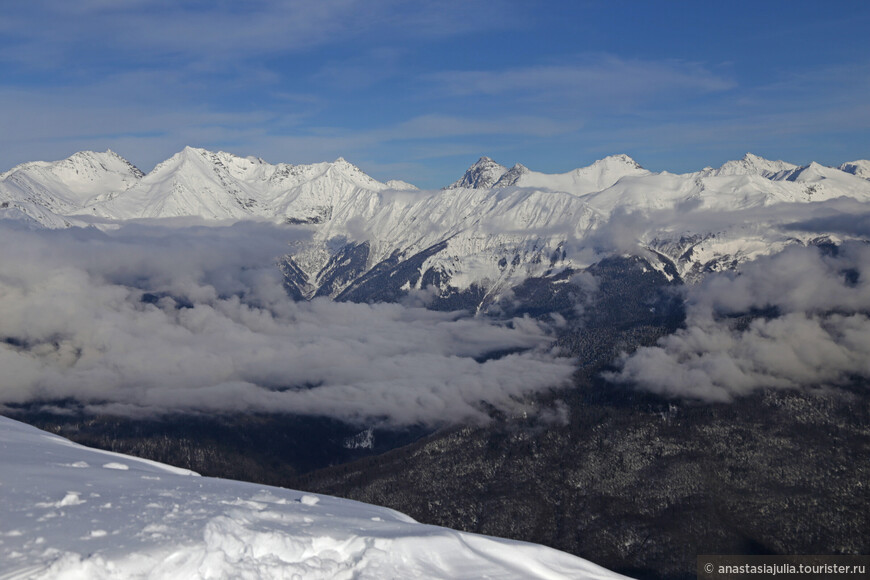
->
xmin=0 ymin=222 xmax=573 ymax=426
xmin=609 ymin=241 xmax=870 ymax=401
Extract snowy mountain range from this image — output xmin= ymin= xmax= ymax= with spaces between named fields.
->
xmin=2 ymin=148 xmax=869 ymax=307
xmin=0 ymin=415 xmax=625 ymax=579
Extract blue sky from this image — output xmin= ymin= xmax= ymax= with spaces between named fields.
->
xmin=1 ymin=0 xmax=868 ymax=188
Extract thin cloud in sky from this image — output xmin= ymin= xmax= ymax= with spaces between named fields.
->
xmin=0 ymin=0 xmax=520 ymax=69
xmin=387 ymin=114 xmax=577 ymax=140
xmin=424 ymin=56 xmax=736 ymax=104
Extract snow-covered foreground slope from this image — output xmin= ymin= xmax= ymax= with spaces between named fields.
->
xmin=0 ymin=416 xmax=627 ymax=580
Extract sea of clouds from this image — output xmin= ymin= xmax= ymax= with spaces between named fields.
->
xmin=3 ymin=198 xmax=869 ymax=422
xmin=0 ymin=221 xmax=574 ymax=425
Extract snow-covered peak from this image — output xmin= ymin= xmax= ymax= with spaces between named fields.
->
xmin=0 ymin=416 xmax=626 ymax=580
xmin=1 ymin=150 xmax=141 ymax=182
xmin=570 ymin=154 xmax=649 ymax=187
xmin=786 ymin=161 xmax=828 ymax=180
xmin=839 ymin=160 xmax=870 ymax=180
xmin=589 ymin=154 xmax=644 ymax=171
xmin=329 ymin=157 xmax=360 ymax=175
xmin=446 ymin=156 xmax=509 ymax=189
xmin=714 ymin=153 xmax=798 ymax=178
xmin=324 ymin=157 xmax=385 ymax=188
xmin=61 ymin=149 xmax=144 ymax=180
xmin=74 ymin=147 xmax=392 ymax=221
xmin=487 ymin=155 xmax=649 ymax=196
xmin=146 ymin=146 xmax=212 ymax=177
xmin=0 ymin=150 xmax=143 ymax=211
xmin=493 ymin=163 xmax=530 ymax=187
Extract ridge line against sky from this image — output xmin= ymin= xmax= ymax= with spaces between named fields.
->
xmin=1 ymin=0 xmax=868 ymax=189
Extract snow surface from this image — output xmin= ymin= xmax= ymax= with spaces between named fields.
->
xmin=0 ymin=416 xmax=628 ymax=579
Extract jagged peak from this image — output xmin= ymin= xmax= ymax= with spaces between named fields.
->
xmin=146 ymin=146 xmax=227 ymax=178
xmin=326 ymin=158 xmax=377 ymax=184
xmin=493 ymin=163 xmax=530 ymax=187
xmin=330 ymin=157 xmax=365 ymax=172
xmin=145 ymin=148 xmax=377 ymax=185
xmin=159 ymin=146 xmax=248 ymax=166
xmin=783 ymin=161 xmax=844 ymax=183
xmin=1 ymin=149 xmax=144 ymax=181
xmin=735 ymin=152 xmax=781 ymax=165
xmin=176 ymin=146 xmax=240 ymax=163
xmin=592 ymin=154 xmax=644 ymax=169
xmin=181 ymin=145 xmax=208 ymax=156
xmin=714 ymin=152 xmax=798 ymax=178
xmin=446 ymin=156 xmax=508 ymax=189
xmin=158 ymin=146 xmax=208 ymax=165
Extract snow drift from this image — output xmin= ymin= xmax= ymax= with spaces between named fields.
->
xmin=0 ymin=416 xmax=627 ymax=580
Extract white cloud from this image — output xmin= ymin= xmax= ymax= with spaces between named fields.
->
xmin=608 ymin=241 xmax=870 ymax=401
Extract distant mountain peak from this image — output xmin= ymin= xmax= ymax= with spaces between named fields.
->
xmin=180 ymin=145 xmax=208 ymax=157
xmin=594 ymin=154 xmax=643 ymax=169
xmin=493 ymin=163 xmax=530 ymax=187
xmin=446 ymin=157 xmax=508 ymax=189
xmin=839 ymin=160 xmax=870 ymax=180
xmin=330 ymin=157 xmax=364 ymax=172
xmin=714 ymin=153 xmax=798 ymax=178
xmin=448 ymin=154 xmax=649 ymax=193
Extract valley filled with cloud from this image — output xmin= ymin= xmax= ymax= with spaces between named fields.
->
xmin=0 ymin=221 xmax=573 ymax=425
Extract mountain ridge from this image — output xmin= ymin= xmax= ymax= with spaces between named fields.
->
xmin=3 ymin=148 xmax=870 ymax=306
xmin=5 ymin=148 xmax=869 ymax=218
